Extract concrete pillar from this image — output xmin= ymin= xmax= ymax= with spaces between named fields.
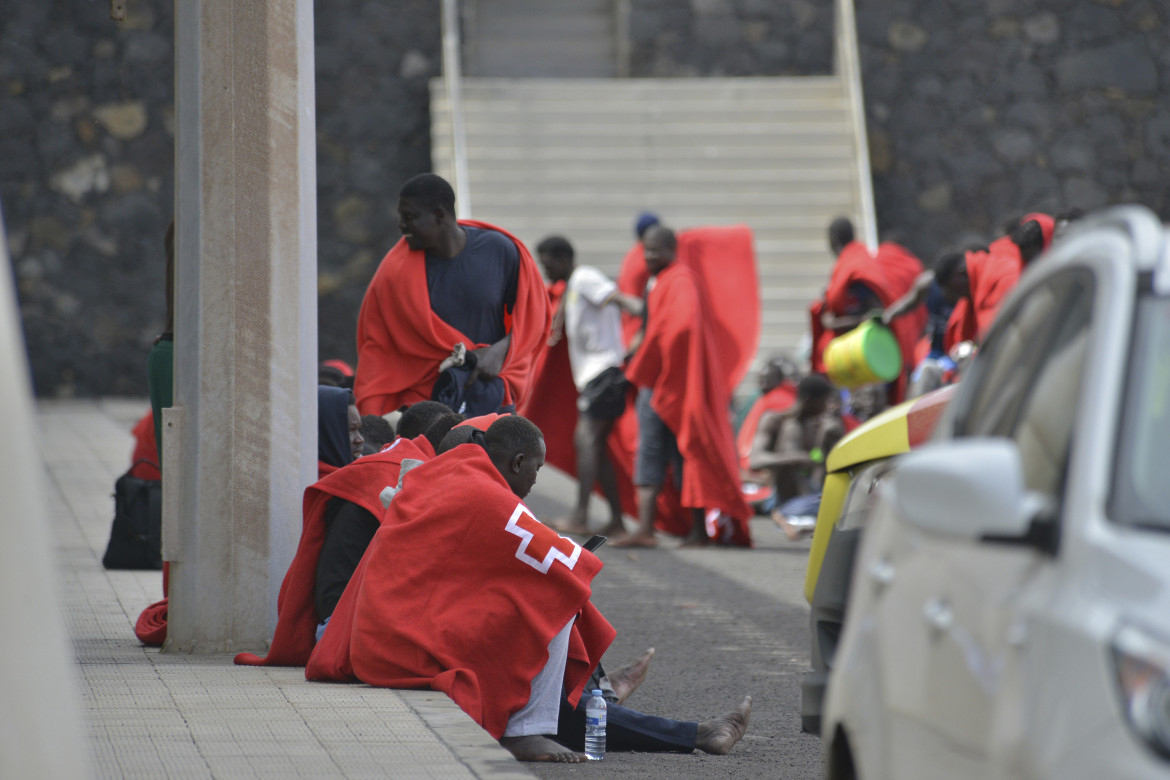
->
xmin=0 ymin=206 xmax=89 ymax=777
xmin=168 ymin=0 xmax=317 ymax=651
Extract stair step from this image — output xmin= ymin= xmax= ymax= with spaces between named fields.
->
xmin=451 ymin=76 xmax=843 ymax=94
xmin=435 ymin=145 xmax=860 ymax=162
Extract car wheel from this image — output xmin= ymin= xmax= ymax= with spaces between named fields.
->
xmin=826 ymin=726 xmax=858 ymax=780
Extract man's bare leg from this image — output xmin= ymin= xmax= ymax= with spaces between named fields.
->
xmin=605 ymin=647 xmax=655 ymax=704
xmin=595 ymin=446 xmax=627 ymax=536
xmin=611 ymin=484 xmax=660 ymax=547
xmin=680 ymin=508 xmax=709 ymax=547
xmin=694 ymin=695 xmax=753 ymax=755
xmin=499 ymin=735 xmax=586 ymax=762
xmin=551 ymin=417 xmax=614 ymax=536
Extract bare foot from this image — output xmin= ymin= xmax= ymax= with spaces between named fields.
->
xmin=599 ymin=519 xmax=627 ymax=537
xmin=772 ymin=512 xmax=814 ymax=542
xmin=610 ymin=532 xmax=658 ymax=548
xmin=548 ymin=517 xmax=591 ymax=536
xmin=499 ymin=735 xmax=586 ymax=763
xmin=680 ymin=529 xmax=710 ymax=548
xmin=606 ymin=647 xmax=655 ymax=704
xmin=695 ymin=695 xmax=752 ymax=755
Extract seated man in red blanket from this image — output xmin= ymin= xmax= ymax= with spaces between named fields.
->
xmin=307 ymin=415 xmax=752 ymax=762
xmin=612 ymin=225 xmax=752 ymax=548
xmin=354 ymin=174 xmax=549 ymax=416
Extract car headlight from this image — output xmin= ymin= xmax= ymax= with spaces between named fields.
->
xmin=835 ymin=460 xmax=896 ymax=532
xmin=1112 ymin=623 xmax=1170 ymax=760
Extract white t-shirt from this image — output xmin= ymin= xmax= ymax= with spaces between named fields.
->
xmin=564 ymin=265 xmax=626 ymax=390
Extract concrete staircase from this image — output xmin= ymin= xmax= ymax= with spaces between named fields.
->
xmin=431 ymin=75 xmax=867 ymax=382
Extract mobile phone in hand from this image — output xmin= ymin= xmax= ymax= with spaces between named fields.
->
xmin=583 ymin=535 xmax=608 ymax=552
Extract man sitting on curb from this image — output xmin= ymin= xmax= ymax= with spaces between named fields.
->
xmin=307 ymin=415 xmax=752 ymax=762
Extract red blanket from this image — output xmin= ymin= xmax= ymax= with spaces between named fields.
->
xmin=627 ymin=263 xmax=752 ymax=542
xmin=234 ymin=437 xmax=430 ymax=667
xmin=809 ymin=241 xmax=870 ymax=373
xmin=308 ymin=445 xmax=615 ymax=740
xmin=1023 ymin=212 xmax=1055 ymax=250
xmin=616 ymin=227 xmax=759 ymax=389
xmin=353 ymin=220 xmax=551 ymax=415
xmin=128 ymin=411 xmax=161 ymax=480
xmin=814 ymin=241 xmax=926 ymax=400
xmin=945 ymin=245 xmax=1021 ymax=348
xmin=130 ymin=408 xmax=163 ymax=645
xmin=617 ymin=244 xmax=650 ymax=347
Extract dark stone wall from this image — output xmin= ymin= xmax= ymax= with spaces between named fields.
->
xmin=4 ymin=0 xmax=1169 ymax=397
xmin=855 ymin=0 xmax=1170 ymax=258
xmin=627 ymin=0 xmax=832 ymax=76
xmin=313 ymin=1 xmax=439 ymax=379
xmin=2 ymin=1 xmax=176 ymax=397
xmin=1 ymin=0 xmax=438 ymax=397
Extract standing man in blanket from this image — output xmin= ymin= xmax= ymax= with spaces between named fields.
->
xmin=536 ymin=235 xmax=644 ymax=537
xmin=613 ymin=225 xmax=752 ymax=548
xmin=354 ymin=174 xmax=550 ymax=416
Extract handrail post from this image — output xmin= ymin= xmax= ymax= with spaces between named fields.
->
xmin=441 ymin=0 xmax=472 ymax=218
xmin=836 ymin=0 xmax=877 ymax=250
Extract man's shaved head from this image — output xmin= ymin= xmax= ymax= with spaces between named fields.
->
xmin=828 ymin=217 xmax=855 ymax=255
xmin=485 ymin=416 xmax=546 ymax=499
xmin=397 ymin=400 xmax=454 ymax=441
xmin=424 ymin=411 xmax=466 ymax=453
xmin=398 ymin=173 xmax=456 ymax=214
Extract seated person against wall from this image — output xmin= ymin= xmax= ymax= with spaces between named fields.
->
xmin=142 ymin=386 xmax=365 ymax=650
xmin=318 ymin=385 xmax=364 ymax=477
xmin=307 ymin=415 xmax=751 ymax=762
xmin=749 ymin=375 xmax=845 ymax=541
xmin=234 ymin=427 xmax=431 ymax=668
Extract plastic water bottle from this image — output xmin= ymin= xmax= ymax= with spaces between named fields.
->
xmin=584 ymin=688 xmax=606 ymax=760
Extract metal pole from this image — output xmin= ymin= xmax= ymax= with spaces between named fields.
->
xmin=441 ymin=0 xmax=472 ymax=218
xmin=836 ymin=0 xmax=878 ymax=249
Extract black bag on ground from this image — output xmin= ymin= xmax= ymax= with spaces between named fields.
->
xmin=102 ymin=461 xmax=163 ymax=570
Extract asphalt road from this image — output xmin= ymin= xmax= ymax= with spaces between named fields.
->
xmin=522 ymin=465 xmax=825 ymax=779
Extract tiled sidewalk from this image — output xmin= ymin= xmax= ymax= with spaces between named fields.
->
xmin=42 ymin=398 xmax=532 ymax=780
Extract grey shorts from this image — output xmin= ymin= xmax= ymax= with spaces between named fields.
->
xmin=633 ymin=388 xmax=683 ymax=489
xmin=577 ymin=366 xmax=629 ymax=420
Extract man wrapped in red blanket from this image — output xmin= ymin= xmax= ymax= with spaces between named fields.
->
xmin=353 ymin=174 xmax=549 ymax=416
xmin=612 ymin=225 xmax=752 ymax=548
xmin=308 ymin=416 xmax=618 ymax=763
xmin=810 ymin=218 xmax=926 ymax=404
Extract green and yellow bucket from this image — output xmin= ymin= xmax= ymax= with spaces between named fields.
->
xmin=824 ymin=320 xmax=901 ymax=388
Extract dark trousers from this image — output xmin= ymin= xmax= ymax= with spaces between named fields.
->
xmin=555 ymin=667 xmax=697 ymax=753
xmin=556 ymin=696 xmax=698 ymax=753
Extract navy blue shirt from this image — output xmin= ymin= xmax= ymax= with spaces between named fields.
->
xmin=425 ymin=226 xmax=520 ymax=345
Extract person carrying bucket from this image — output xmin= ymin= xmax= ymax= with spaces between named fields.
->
xmin=808 ymin=218 xmax=927 ymax=405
